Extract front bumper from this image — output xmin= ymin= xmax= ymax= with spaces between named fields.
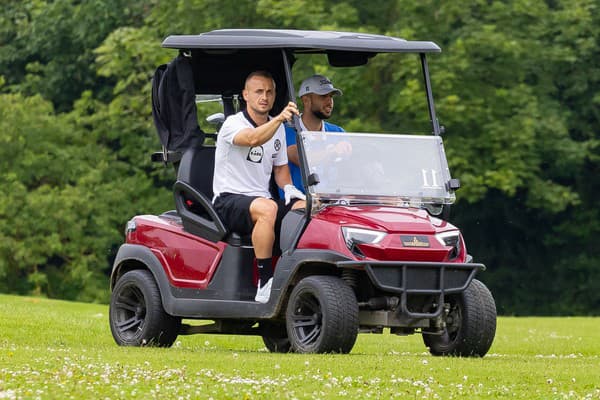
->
xmin=337 ymin=260 xmax=485 ymax=319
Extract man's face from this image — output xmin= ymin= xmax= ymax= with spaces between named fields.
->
xmin=307 ymin=93 xmax=334 ymax=120
xmin=243 ymin=76 xmax=276 ymax=116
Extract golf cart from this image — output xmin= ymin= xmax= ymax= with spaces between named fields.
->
xmin=109 ymin=29 xmax=496 ymax=356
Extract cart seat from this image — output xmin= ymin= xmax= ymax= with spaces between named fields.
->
xmin=174 ymin=146 xmax=251 ymax=246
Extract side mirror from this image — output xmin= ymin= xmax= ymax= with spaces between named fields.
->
xmin=447 ymin=178 xmax=461 ymax=191
xmin=206 ymin=112 xmax=225 ymax=126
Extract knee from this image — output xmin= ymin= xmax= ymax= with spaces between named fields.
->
xmin=264 ymin=200 xmax=278 ymax=221
xmin=292 ymin=200 xmax=306 ymax=210
xmin=252 ymin=199 xmax=278 ymax=223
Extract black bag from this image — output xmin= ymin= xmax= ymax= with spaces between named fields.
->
xmin=151 ymin=54 xmax=205 ymax=152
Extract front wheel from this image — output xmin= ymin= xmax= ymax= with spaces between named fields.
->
xmin=423 ymin=279 xmax=496 ymax=357
xmin=286 ymin=275 xmax=358 ymax=354
xmin=109 ymin=269 xmax=181 ymax=347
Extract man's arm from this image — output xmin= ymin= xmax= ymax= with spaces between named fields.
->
xmin=274 ymin=164 xmax=306 ymax=205
xmin=285 ymin=125 xmax=300 ymax=167
xmin=287 ymin=144 xmax=300 ymax=166
xmin=233 ymin=102 xmax=298 ymax=147
xmin=273 ymin=164 xmax=293 ymax=189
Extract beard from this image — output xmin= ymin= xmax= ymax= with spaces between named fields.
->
xmin=313 ymin=110 xmax=331 ymax=120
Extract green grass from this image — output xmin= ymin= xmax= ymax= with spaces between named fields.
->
xmin=1 ymin=294 xmax=599 ymax=399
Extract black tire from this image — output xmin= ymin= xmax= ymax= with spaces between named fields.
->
xmin=261 ymin=322 xmax=292 ymax=353
xmin=423 ymin=279 xmax=496 ymax=357
xmin=286 ymin=275 xmax=358 ymax=354
xmin=109 ymin=269 xmax=181 ymax=347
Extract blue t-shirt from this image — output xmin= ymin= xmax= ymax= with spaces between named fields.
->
xmin=281 ymin=121 xmax=344 ymax=197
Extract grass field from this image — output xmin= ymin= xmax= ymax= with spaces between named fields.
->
xmin=1 ymin=294 xmax=598 ymax=399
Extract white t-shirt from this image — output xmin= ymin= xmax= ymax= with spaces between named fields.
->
xmin=298 ymin=114 xmax=325 ymax=132
xmin=213 ymin=111 xmax=288 ymax=199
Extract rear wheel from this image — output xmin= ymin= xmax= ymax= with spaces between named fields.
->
xmin=109 ymin=269 xmax=181 ymax=347
xmin=286 ymin=275 xmax=358 ymax=354
xmin=261 ymin=322 xmax=292 ymax=353
xmin=423 ymin=279 xmax=496 ymax=357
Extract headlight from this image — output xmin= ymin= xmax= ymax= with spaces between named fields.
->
xmin=435 ymin=230 xmax=460 ymax=247
xmin=342 ymin=227 xmax=387 ymax=249
xmin=435 ymin=230 xmax=461 ymax=260
xmin=125 ymin=219 xmax=137 ymax=235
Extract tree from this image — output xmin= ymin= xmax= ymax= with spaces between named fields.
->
xmin=0 ymin=0 xmax=148 ymax=111
xmin=1 ymin=0 xmax=598 ymax=313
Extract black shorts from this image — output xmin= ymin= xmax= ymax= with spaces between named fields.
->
xmin=213 ymin=193 xmax=298 ymax=236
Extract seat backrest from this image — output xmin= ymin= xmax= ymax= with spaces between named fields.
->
xmin=177 ymin=146 xmax=216 ymax=200
xmin=222 ymin=92 xmax=236 ymax=117
xmin=173 ymin=145 xmax=229 ymax=242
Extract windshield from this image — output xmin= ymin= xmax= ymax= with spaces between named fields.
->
xmin=301 ymin=131 xmax=455 ymax=210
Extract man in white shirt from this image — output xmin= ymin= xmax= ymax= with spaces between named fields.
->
xmin=213 ymin=70 xmax=306 ymax=303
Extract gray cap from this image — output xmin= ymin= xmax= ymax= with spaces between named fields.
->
xmin=298 ymin=74 xmax=343 ymax=97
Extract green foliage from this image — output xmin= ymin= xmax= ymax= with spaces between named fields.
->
xmin=0 ymin=0 xmax=148 ymax=111
xmin=0 ymin=93 xmax=108 ymax=300
xmin=0 ymin=92 xmax=170 ymax=302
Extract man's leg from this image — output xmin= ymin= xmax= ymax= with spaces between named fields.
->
xmin=249 ymin=198 xmax=278 ymax=258
xmin=291 ymin=200 xmax=306 ymax=210
xmin=249 ymin=198 xmax=278 ymax=303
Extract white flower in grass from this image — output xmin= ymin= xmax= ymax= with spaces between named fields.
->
xmin=422 ymin=359 xmax=428 ymax=365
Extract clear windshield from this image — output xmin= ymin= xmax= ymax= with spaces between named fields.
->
xmin=300 ymin=131 xmax=455 ymax=209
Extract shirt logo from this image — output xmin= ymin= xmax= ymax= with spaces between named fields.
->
xmin=247 ymin=146 xmax=264 ymax=163
xmin=274 ymin=139 xmax=281 ymax=151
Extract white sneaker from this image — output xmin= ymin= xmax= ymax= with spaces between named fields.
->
xmin=255 ymin=278 xmax=273 ymax=303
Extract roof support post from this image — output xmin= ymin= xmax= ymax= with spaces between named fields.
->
xmin=281 ymin=49 xmax=313 ymax=217
xmin=420 ymin=53 xmax=441 ymax=136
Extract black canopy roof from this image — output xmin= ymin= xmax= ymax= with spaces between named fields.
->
xmin=162 ymin=29 xmax=440 ymax=54
xmin=160 ymin=29 xmax=440 ymax=114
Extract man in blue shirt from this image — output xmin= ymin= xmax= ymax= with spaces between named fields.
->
xmin=284 ymin=75 xmax=348 ymax=194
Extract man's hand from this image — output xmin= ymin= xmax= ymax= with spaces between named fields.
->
xmin=334 ymin=140 xmax=352 ymax=155
xmin=277 ymin=102 xmax=299 ymax=123
xmin=327 ymin=141 xmax=353 ymax=156
xmin=283 ymin=184 xmax=306 ymax=205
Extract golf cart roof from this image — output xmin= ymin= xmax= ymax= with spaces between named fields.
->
xmin=160 ymin=29 xmax=440 ymax=112
xmin=162 ymin=29 xmax=441 ymax=54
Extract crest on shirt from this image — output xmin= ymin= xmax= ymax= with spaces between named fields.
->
xmin=247 ymin=146 xmax=264 ymax=163
xmin=274 ymin=139 xmax=281 ymax=152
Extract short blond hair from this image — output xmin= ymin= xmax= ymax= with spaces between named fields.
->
xmin=244 ymin=70 xmax=276 ymax=89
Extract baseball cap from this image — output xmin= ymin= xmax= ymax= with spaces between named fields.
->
xmin=298 ymin=75 xmax=343 ymax=97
